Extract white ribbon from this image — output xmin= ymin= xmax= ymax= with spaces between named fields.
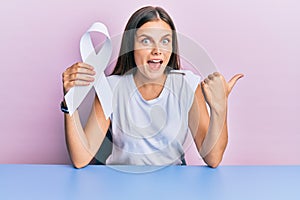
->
xmin=64 ymin=22 xmax=113 ymax=119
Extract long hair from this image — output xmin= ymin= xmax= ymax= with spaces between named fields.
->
xmin=111 ymin=6 xmax=181 ymax=75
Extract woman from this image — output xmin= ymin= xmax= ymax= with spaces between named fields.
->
xmin=62 ymin=6 xmax=243 ymax=168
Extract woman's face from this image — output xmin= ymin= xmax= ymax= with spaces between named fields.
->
xmin=134 ymin=19 xmax=173 ymax=81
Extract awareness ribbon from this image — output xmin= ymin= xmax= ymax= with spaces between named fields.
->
xmin=64 ymin=22 xmax=113 ymax=119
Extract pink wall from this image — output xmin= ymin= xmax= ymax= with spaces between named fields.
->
xmin=0 ymin=0 xmax=299 ymax=165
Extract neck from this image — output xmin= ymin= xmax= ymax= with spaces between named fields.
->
xmin=133 ymin=71 xmax=167 ymax=88
xmin=133 ymin=70 xmax=167 ymax=101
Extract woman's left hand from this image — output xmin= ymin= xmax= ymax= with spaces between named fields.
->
xmin=201 ymin=72 xmax=244 ymax=112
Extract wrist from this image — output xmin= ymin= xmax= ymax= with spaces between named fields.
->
xmin=60 ymin=101 xmax=69 ymax=114
xmin=210 ymin=101 xmax=227 ymax=116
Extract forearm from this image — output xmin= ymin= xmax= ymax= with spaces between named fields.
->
xmin=195 ymin=72 xmax=243 ymax=167
xmin=200 ymin=105 xmax=228 ymax=168
xmin=64 ymin=111 xmax=94 ymax=168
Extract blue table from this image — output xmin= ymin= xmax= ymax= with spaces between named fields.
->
xmin=1 ymin=164 xmax=299 ymax=200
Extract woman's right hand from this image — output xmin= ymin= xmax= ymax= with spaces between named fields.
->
xmin=62 ymin=62 xmax=96 ymax=94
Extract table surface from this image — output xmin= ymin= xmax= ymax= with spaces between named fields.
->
xmin=1 ymin=164 xmax=299 ymax=200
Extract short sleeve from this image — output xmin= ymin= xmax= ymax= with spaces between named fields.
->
xmin=169 ymin=69 xmax=201 ymax=112
xmin=175 ymin=70 xmax=201 ymax=92
xmin=107 ymin=75 xmax=122 ymax=92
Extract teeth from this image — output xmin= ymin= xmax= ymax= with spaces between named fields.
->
xmin=149 ymin=59 xmax=162 ymax=63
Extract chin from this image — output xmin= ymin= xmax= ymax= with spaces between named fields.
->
xmin=146 ymin=69 xmax=166 ymax=81
xmin=136 ymin=63 xmax=167 ymax=81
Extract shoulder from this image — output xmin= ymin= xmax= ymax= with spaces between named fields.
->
xmin=169 ymin=69 xmax=201 ymax=93
xmin=107 ymin=74 xmax=127 ymax=91
xmin=107 ymin=74 xmax=123 ymax=82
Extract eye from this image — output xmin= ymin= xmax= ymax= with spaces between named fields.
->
xmin=161 ymin=38 xmax=170 ymax=45
xmin=141 ymin=38 xmax=151 ymax=45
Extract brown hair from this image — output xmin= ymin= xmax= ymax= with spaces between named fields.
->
xmin=111 ymin=6 xmax=181 ymax=75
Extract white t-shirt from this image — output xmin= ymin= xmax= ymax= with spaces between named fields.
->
xmin=106 ymin=69 xmax=200 ymax=165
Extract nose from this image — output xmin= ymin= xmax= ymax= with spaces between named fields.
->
xmin=151 ymin=44 xmax=162 ymax=55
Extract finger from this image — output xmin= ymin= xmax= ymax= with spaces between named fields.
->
xmin=69 ymin=67 xmax=96 ymax=76
xmin=201 ymin=81 xmax=207 ymax=93
xmin=228 ymin=74 xmax=244 ymax=94
xmin=201 ymin=81 xmax=210 ymax=104
xmin=201 ymin=81 xmax=209 ymax=91
xmin=72 ymin=62 xmax=94 ymax=70
xmin=65 ymin=73 xmax=95 ymax=82
xmin=208 ymin=74 xmax=214 ymax=80
xmin=72 ymin=80 xmax=92 ymax=86
xmin=213 ymin=72 xmax=220 ymax=77
xmin=65 ymin=62 xmax=95 ymax=75
xmin=63 ymin=68 xmax=95 ymax=81
xmin=204 ymin=78 xmax=210 ymax=84
xmin=64 ymin=80 xmax=91 ymax=91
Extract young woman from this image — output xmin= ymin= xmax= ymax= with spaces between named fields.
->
xmin=62 ymin=6 xmax=243 ymax=168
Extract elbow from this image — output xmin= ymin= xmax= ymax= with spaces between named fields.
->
xmin=73 ymin=163 xmax=86 ymax=169
xmin=69 ymin=152 xmax=93 ymax=169
xmin=200 ymin=145 xmax=226 ymax=168
xmin=203 ymin=154 xmax=223 ymax=168
xmin=207 ymin=160 xmax=221 ymax=168
xmin=73 ymin=162 xmax=88 ymax=169
xmin=72 ymin=159 xmax=90 ymax=169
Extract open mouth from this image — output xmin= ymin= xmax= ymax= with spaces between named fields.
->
xmin=147 ymin=59 xmax=163 ymax=71
xmin=147 ymin=59 xmax=163 ymax=64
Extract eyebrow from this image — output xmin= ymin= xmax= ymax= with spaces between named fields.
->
xmin=136 ymin=33 xmax=172 ymax=39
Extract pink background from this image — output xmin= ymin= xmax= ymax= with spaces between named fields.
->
xmin=0 ymin=0 xmax=299 ymax=165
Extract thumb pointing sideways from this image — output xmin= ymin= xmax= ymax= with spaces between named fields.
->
xmin=227 ymin=74 xmax=244 ymax=95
